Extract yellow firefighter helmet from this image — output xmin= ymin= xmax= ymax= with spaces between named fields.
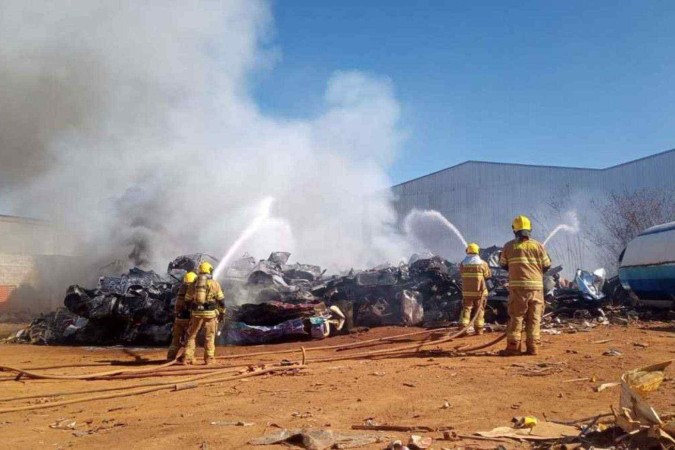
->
xmin=466 ymin=243 xmax=480 ymax=254
xmin=512 ymin=215 xmax=532 ymax=232
xmin=198 ymin=261 xmax=214 ymax=274
xmin=183 ymin=271 xmax=197 ymax=283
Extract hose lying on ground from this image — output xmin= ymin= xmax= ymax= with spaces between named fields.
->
xmin=0 ymin=358 xmax=179 ymax=381
xmin=306 ymin=301 xmax=500 ymax=363
xmin=452 ymin=333 xmax=506 ymax=353
xmin=0 ymin=330 xmax=507 ymax=407
xmin=0 ymin=365 xmax=306 ymax=414
xmin=0 ymin=359 xmax=300 ymax=403
xmin=0 ymin=309 xmax=510 ymax=412
xmin=1 ymin=303 xmax=496 ymax=380
xmin=215 ymin=325 xmax=460 ymax=361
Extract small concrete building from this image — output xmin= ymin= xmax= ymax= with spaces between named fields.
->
xmin=0 ymin=214 xmax=77 ymax=311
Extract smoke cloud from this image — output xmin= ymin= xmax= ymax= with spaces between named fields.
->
xmin=0 ymin=1 xmax=410 ymax=274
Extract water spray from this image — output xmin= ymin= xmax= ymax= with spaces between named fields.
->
xmin=403 ymin=209 xmax=468 ymax=249
xmin=213 ymin=197 xmax=276 ymax=279
xmin=543 ymin=224 xmax=575 ymax=246
xmin=543 ymin=212 xmax=580 ymax=246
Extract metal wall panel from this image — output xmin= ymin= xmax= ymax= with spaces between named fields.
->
xmin=391 ymin=149 xmax=675 ymax=271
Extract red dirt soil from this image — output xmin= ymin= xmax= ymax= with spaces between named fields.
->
xmin=0 ymin=322 xmax=673 ymax=449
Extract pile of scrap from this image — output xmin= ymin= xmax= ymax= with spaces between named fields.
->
xmin=13 ymin=267 xmax=179 ymax=345
xmin=10 ymin=251 xmax=466 ymax=346
xmin=314 ymin=254 xmax=462 ymax=329
xmin=222 ymin=252 xmax=464 ymax=343
xmin=10 ymin=245 xmax=649 ymax=347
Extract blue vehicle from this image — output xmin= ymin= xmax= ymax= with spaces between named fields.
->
xmin=619 ymin=221 xmax=675 ymax=309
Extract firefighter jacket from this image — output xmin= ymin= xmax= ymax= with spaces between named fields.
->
xmin=185 ymin=274 xmax=226 ymax=319
xmin=460 ymin=255 xmax=492 ymax=299
xmin=174 ymin=283 xmax=191 ymax=320
xmin=498 ymin=237 xmax=551 ymax=290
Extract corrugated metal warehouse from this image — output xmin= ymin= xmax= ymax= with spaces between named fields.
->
xmin=391 ymin=149 xmax=675 ymax=272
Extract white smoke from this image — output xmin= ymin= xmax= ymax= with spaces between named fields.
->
xmin=0 ymin=1 xmax=408 ymax=274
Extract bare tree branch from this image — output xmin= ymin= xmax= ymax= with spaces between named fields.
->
xmin=590 ymin=188 xmax=675 ymax=266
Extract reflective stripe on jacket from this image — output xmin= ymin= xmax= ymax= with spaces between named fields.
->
xmin=498 ymin=238 xmax=551 ymax=290
xmin=460 ymin=255 xmax=492 ymax=298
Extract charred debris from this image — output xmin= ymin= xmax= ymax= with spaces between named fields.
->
xmin=12 ymin=249 xmax=634 ymax=346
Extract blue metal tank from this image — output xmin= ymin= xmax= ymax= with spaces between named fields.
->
xmin=619 ymin=221 xmax=675 ymax=309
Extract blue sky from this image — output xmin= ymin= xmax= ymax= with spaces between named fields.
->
xmin=252 ymin=0 xmax=675 ymax=184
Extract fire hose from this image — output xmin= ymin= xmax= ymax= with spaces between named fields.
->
xmin=214 ymin=296 xmax=495 ymax=361
xmin=213 ymin=325 xmax=459 ymax=361
xmin=305 ymin=297 xmax=503 ymax=363
xmin=0 ymin=357 xmax=179 ymax=381
xmin=0 ymin=361 xmax=278 ymax=403
xmin=0 ymin=299 xmax=502 ymax=381
xmin=0 ymin=289 xmax=577 ymax=418
xmin=0 ymin=365 xmax=307 ymax=414
xmin=0 ymin=305 xmax=508 ymax=413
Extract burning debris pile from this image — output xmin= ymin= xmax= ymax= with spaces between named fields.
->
xmin=10 ymin=252 xmax=465 ymax=346
xmin=16 ymin=268 xmax=177 ymax=345
xmin=221 ymin=251 xmax=464 ymax=343
xmin=9 ymin=247 xmax=638 ymax=347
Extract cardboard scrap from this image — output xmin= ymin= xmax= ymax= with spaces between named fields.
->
xmin=616 ymin=360 xmax=674 ymax=444
xmin=249 ymin=428 xmax=381 ymax=449
xmin=476 ymin=422 xmax=579 ymax=441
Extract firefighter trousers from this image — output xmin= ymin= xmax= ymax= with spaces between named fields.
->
xmin=183 ymin=316 xmax=218 ymax=362
xmin=166 ymin=318 xmax=189 ymax=360
xmin=506 ymin=287 xmax=544 ymax=346
xmin=460 ymin=293 xmax=487 ymax=330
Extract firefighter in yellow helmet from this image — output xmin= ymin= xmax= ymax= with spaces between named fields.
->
xmin=166 ymin=271 xmax=197 ymax=361
xmin=498 ymin=215 xmax=551 ymax=356
xmin=183 ymin=260 xmax=225 ymax=365
xmin=459 ymin=243 xmax=492 ymax=335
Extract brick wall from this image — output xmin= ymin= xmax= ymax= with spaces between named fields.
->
xmin=0 ymin=254 xmax=85 ymax=311
xmin=0 ymin=255 xmax=37 ymax=304
xmin=0 ymin=285 xmax=17 ymax=303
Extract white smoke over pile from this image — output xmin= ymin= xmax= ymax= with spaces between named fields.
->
xmin=0 ymin=1 xmax=409 ymax=274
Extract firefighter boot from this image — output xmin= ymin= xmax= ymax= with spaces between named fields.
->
xmin=204 ymin=357 xmax=216 ymax=366
xmin=499 ymin=341 xmax=521 ymax=356
xmin=526 ymin=341 xmax=539 ymax=355
xmin=475 ymin=328 xmax=484 ymax=336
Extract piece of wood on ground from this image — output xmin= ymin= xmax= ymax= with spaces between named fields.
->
xmin=352 ymin=424 xmax=435 ymax=432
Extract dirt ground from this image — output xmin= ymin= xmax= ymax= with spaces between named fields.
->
xmin=0 ymin=322 xmax=673 ymax=449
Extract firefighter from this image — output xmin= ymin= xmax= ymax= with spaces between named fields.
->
xmin=183 ymin=261 xmax=225 ymax=365
xmin=459 ymin=243 xmax=491 ymax=335
xmin=498 ymin=215 xmax=551 ymax=356
xmin=166 ymin=271 xmax=197 ymax=361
